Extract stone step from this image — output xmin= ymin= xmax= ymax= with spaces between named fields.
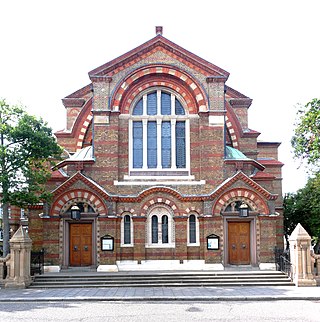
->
xmin=30 ymin=271 xmax=294 ymax=288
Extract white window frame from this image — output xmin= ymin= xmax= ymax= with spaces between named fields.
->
xmin=128 ymin=88 xmax=191 ymax=178
xmin=120 ymin=213 xmax=134 ymax=247
xmin=146 ymin=206 xmax=175 ymax=248
xmin=187 ymin=213 xmax=200 ymax=246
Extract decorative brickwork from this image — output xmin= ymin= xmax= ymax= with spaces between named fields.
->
xmin=28 ymin=30 xmax=284 ymax=270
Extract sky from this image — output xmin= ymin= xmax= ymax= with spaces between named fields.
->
xmin=0 ymin=0 xmax=319 ymax=194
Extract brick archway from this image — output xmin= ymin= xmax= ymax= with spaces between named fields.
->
xmin=52 ymin=189 xmax=107 ymax=216
xmin=213 ymin=188 xmax=269 ymax=215
xmin=111 ymin=65 xmax=208 ymax=114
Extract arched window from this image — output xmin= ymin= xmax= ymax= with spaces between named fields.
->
xmin=124 ymin=215 xmax=131 ymax=244
xmin=189 ymin=215 xmax=196 ymax=244
xmin=187 ymin=214 xmax=200 ymax=246
xmin=121 ymin=213 xmax=133 ymax=247
xmin=146 ymin=206 xmax=175 ymax=247
xmin=129 ymin=89 xmax=190 ymax=176
xmin=162 ymin=215 xmax=168 ymax=244
xmin=152 ymin=215 xmax=158 ymax=243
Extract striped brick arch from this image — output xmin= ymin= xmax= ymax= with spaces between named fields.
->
xmin=111 ymin=66 xmax=208 ymax=114
xmin=52 ymin=189 xmax=107 ymax=216
xmin=76 ymin=113 xmax=93 ymax=151
xmin=225 ymin=115 xmax=239 ymax=148
xmin=213 ymin=188 xmax=269 ymax=215
xmin=140 ymin=197 xmax=179 ymax=217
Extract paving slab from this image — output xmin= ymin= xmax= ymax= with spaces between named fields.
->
xmin=0 ymin=285 xmax=319 ymax=302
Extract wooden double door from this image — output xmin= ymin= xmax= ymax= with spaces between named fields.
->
xmin=69 ymin=223 xmax=92 ymax=266
xmin=228 ymin=222 xmax=250 ymax=265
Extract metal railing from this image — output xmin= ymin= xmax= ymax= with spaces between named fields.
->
xmin=274 ymin=247 xmax=292 ymax=280
xmin=30 ymin=249 xmax=44 ymax=276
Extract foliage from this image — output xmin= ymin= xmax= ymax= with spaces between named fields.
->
xmin=291 ymin=98 xmax=320 ymax=169
xmin=284 ymin=172 xmax=320 ymax=252
xmin=0 ymin=99 xmax=62 ymax=256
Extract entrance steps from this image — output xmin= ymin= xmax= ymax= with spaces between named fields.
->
xmin=29 ymin=270 xmax=294 ymax=289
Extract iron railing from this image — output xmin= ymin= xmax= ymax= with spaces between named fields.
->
xmin=30 ymin=249 xmax=44 ymax=276
xmin=274 ymin=247 xmax=292 ymax=279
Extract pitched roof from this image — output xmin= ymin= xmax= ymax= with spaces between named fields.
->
xmin=88 ymin=34 xmax=230 ymax=78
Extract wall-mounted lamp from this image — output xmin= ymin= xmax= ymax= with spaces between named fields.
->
xmin=70 ymin=205 xmax=81 ymax=220
xmin=239 ymin=202 xmax=249 ymax=217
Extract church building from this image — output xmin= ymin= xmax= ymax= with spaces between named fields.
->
xmin=28 ymin=27 xmax=284 ymax=271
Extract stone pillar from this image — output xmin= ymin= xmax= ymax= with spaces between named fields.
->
xmin=5 ymin=226 xmax=32 ymax=288
xmin=289 ymin=223 xmax=316 ymax=287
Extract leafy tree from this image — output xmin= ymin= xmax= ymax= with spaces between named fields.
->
xmin=291 ymin=98 xmax=320 ymax=169
xmin=0 ymin=99 xmax=62 ymax=256
xmin=284 ymin=172 xmax=320 ymax=252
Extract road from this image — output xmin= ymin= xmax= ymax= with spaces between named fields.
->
xmin=0 ymin=300 xmax=320 ymax=321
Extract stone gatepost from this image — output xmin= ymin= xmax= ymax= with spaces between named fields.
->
xmin=5 ymin=226 xmax=32 ymax=288
xmin=289 ymin=223 xmax=316 ymax=287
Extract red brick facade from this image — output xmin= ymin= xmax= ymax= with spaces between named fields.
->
xmin=28 ymin=29 xmax=284 ymax=270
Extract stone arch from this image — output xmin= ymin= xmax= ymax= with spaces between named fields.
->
xmin=111 ymin=65 xmax=208 ymax=114
xmin=213 ymin=188 xmax=269 ymax=215
xmin=52 ymin=189 xmax=107 ymax=216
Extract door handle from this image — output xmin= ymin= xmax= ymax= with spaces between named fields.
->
xmin=232 ymin=244 xmax=236 ymax=250
xmin=84 ymin=245 xmax=89 ymax=251
xmin=73 ymin=245 xmax=78 ymax=251
xmin=241 ymin=244 xmax=246 ymax=249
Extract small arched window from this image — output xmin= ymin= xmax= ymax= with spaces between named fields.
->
xmin=188 ymin=214 xmax=199 ymax=246
xmin=189 ymin=214 xmax=196 ymax=244
xmin=162 ymin=215 xmax=168 ymax=244
xmin=147 ymin=206 xmax=175 ymax=248
xmin=124 ymin=215 xmax=131 ymax=244
xmin=121 ymin=213 xmax=133 ymax=247
xmin=152 ymin=215 xmax=158 ymax=244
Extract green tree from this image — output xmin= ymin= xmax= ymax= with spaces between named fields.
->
xmin=291 ymin=98 xmax=320 ymax=168
xmin=284 ymin=172 xmax=320 ymax=252
xmin=0 ymin=99 xmax=62 ymax=256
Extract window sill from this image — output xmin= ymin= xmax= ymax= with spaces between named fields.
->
xmin=115 ymin=179 xmax=205 ymax=186
xmin=187 ymin=243 xmax=200 ymax=247
xmin=120 ymin=244 xmax=134 ymax=248
xmin=145 ymin=243 xmax=176 ymax=248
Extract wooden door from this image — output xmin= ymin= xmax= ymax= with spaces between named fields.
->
xmin=228 ymin=222 xmax=250 ymax=265
xmin=69 ymin=223 xmax=92 ymax=266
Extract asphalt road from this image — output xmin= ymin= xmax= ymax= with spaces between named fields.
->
xmin=0 ymin=300 xmax=320 ymax=321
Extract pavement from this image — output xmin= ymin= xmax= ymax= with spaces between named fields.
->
xmin=0 ymin=285 xmax=320 ymax=302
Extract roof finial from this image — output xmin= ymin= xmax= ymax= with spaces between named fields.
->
xmin=156 ymin=26 xmax=163 ymax=36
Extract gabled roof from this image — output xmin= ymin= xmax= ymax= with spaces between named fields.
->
xmin=88 ymin=34 xmax=230 ymax=78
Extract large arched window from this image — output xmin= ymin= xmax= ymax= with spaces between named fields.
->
xmin=129 ymin=89 xmax=190 ymax=177
xmin=146 ymin=206 xmax=175 ymax=248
